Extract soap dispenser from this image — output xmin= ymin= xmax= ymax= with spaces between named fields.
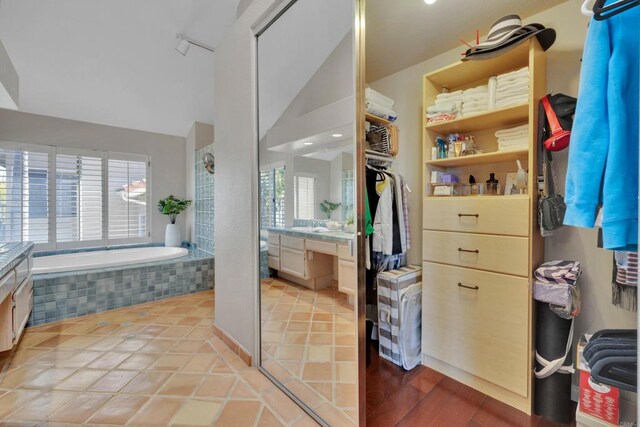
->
xmin=486 ymin=173 xmax=499 ymax=195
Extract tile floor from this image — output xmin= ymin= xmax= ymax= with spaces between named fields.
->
xmin=0 ymin=290 xmax=319 ymax=426
xmin=261 ymin=278 xmax=357 ymax=427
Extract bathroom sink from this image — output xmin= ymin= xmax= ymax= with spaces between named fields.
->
xmin=290 ymin=226 xmax=330 ymax=233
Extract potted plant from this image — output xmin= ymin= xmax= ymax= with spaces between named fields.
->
xmin=158 ymin=195 xmax=192 ymax=247
xmin=320 ymin=200 xmax=341 ymax=220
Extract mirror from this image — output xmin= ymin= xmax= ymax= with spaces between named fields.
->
xmin=257 ymin=0 xmax=357 ymax=425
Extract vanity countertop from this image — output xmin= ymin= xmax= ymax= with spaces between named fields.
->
xmin=0 ymin=242 xmax=34 ymax=279
xmin=266 ymin=227 xmax=354 ymax=244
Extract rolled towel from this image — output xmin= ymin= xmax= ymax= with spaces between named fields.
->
xmin=365 ymin=88 xmax=394 ymax=108
xmin=497 ymin=67 xmax=529 ymax=81
xmin=427 ymin=102 xmax=461 ymax=114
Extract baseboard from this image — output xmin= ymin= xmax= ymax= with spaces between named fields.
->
xmin=212 ymin=323 xmax=252 ymax=366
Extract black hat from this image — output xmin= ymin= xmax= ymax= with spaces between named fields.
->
xmin=463 ymin=15 xmax=556 ymax=61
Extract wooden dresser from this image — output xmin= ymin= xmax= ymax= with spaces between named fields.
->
xmin=420 ymin=39 xmax=545 ymax=414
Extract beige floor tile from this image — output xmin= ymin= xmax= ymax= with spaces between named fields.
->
xmin=182 ymin=354 xmax=217 ymax=373
xmin=113 ymin=338 xmax=150 ymax=352
xmin=128 ymin=396 xmax=185 ymax=426
xmin=55 ymin=350 xmax=103 ymax=368
xmin=6 ymin=390 xmax=74 ymax=421
xmin=194 ymin=375 xmax=235 ymax=398
xmin=275 ymin=345 xmax=305 ymax=361
xmin=20 ymin=368 xmax=75 ymax=389
xmin=335 ymin=362 xmax=356 ymax=383
xmin=334 ymin=347 xmax=356 ymax=362
xmin=302 ymin=363 xmax=333 ymax=382
xmin=262 ymin=387 xmax=308 ymax=424
xmin=176 ymin=316 xmax=202 ymax=326
xmin=0 ymin=366 xmax=45 ymax=388
xmin=54 ymin=369 xmax=107 ymax=390
xmin=334 ymin=334 xmax=355 ymax=346
xmin=88 ymin=352 xmax=133 ymax=369
xmin=0 ymin=390 xmax=42 ymax=418
xmin=307 ymin=346 xmax=332 ymax=362
xmin=87 ymin=336 xmax=125 ymax=351
xmin=240 ymin=370 xmax=274 ymax=393
xmin=310 ymin=322 xmax=334 ymax=333
xmin=170 ymin=399 xmax=222 ymax=426
xmin=257 ymin=407 xmax=285 ymax=427
xmin=33 ymin=335 xmax=76 ymax=348
xmin=308 ymin=334 xmax=333 ymax=345
xmin=88 ymin=370 xmax=139 ymax=392
xmin=335 ymin=383 xmax=357 ymax=408
xmin=286 ymin=322 xmax=310 ymax=332
xmin=150 ymin=354 xmax=190 ymax=371
xmin=158 ymin=373 xmax=201 ymax=396
xmin=88 ymin=394 xmax=149 ymax=425
xmin=140 ymin=339 xmax=175 ymax=354
xmin=138 ymin=325 xmax=169 ymax=338
xmin=215 ymin=400 xmax=262 ymax=427
xmin=3 ymin=348 xmax=50 ymax=366
xmin=117 ymin=353 xmax=158 ymax=370
xmin=169 ymin=339 xmax=202 ymax=354
xmin=122 ymin=371 xmax=171 ymax=394
xmin=230 ymin=380 xmax=258 ymax=399
xmin=160 ymin=326 xmax=192 ymax=339
xmin=48 ymin=392 xmax=111 ymax=423
xmin=308 ymin=382 xmax=333 ymax=401
xmin=57 ymin=335 xmax=103 ymax=349
xmin=315 ymin=402 xmax=354 ymax=427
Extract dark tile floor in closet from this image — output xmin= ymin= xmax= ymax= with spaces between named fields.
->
xmin=366 ymin=340 xmax=576 ymax=427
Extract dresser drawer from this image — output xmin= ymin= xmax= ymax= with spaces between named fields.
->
xmin=337 ymin=243 xmax=354 ymax=261
xmin=423 ymin=197 xmax=529 ymax=236
xmin=422 ymin=230 xmax=529 ymax=277
xmin=421 ymin=262 xmax=530 ymax=396
xmin=267 ymin=233 xmax=281 ymax=245
xmin=305 ymin=239 xmax=337 ymax=256
xmin=280 ymin=236 xmax=305 ymax=251
xmin=268 ymin=244 xmax=280 ymax=257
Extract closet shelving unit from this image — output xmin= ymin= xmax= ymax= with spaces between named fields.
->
xmin=420 ymin=39 xmax=545 ymax=414
xmin=365 ymin=112 xmax=393 ymax=126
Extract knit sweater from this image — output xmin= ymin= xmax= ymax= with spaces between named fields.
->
xmin=564 ymin=3 xmax=640 ymax=251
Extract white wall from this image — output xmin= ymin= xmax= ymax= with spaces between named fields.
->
xmin=0 ymin=108 xmax=187 ymax=243
xmin=186 ymin=122 xmax=214 ymax=242
xmin=369 ymin=0 xmax=636 ymax=386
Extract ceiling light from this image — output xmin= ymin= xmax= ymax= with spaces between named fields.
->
xmin=175 ymin=33 xmax=215 ymax=56
xmin=303 ymin=142 xmax=314 ymax=145
xmin=424 ymin=0 xmax=437 ymax=4
xmin=331 ymin=133 xmax=343 ymax=138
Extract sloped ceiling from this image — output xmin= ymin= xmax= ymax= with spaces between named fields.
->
xmin=0 ymin=0 xmax=239 ymax=137
xmin=366 ymin=0 xmax=568 ymax=82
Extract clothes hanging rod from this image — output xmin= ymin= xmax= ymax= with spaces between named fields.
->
xmin=176 ymin=33 xmax=215 ymax=53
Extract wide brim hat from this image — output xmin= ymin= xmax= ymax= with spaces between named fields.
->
xmin=463 ymin=15 xmax=556 ymax=61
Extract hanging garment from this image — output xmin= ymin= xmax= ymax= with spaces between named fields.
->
xmin=612 ymin=251 xmax=638 ymax=311
xmin=564 ymin=4 xmax=640 ymax=251
xmin=372 ymin=173 xmax=394 ymax=255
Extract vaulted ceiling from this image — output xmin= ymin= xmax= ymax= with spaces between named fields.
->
xmin=0 ymin=0 xmax=239 ymax=137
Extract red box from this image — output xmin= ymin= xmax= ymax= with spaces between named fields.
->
xmin=578 ymin=370 xmax=619 ymax=426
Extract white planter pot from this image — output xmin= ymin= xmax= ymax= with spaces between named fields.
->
xmin=165 ymin=223 xmax=181 ymax=247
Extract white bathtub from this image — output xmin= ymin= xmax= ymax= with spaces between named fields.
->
xmin=33 ymin=247 xmax=189 ymax=274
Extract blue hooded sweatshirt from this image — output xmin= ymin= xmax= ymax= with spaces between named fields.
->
xmin=564 ymin=2 xmax=640 ymax=251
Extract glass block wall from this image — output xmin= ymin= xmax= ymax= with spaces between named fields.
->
xmin=195 ymin=143 xmax=215 ymax=254
xmin=342 ymin=169 xmax=354 ymax=221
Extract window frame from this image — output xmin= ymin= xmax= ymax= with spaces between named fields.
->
xmin=0 ymin=142 xmax=151 ymax=250
xmin=293 ymin=173 xmax=316 ymax=220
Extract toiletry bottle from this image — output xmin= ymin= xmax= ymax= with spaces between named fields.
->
xmin=486 ymin=173 xmax=499 ymax=195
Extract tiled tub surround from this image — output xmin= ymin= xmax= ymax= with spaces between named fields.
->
xmin=195 ymin=143 xmax=215 ymax=255
xmin=30 ymin=249 xmax=214 ymax=326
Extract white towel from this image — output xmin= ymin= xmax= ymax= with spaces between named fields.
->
xmin=426 ymin=102 xmax=460 ymax=114
xmin=495 ymin=124 xmax=529 ymax=137
xmin=496 ymin=96 xmax=529 ymax=108
xmin=498 ymin=136 xmax=529 ymax=145
xmin=488 ymin=76 xmax=498 ymax=110
xmin=497 ymin=77 xmax=529 ymax=87
xmin=497 ymin=84 xmax=529 ymax=95
xmin=463 ymin=93 xmax=489 ymax=102
xmin=435 ymin=96 xmax=463 ymax=105
xmin=437 ymin=90 xmax=463 ymax=98
xmin=366 ymin=100 xmax=397 ymax=121
xmin=365 ymin=88 xmax=394 ymax=108
xmin=463 ymin=85 xmax=488 ymax=95
xmin=497 ymin=67 xmax=529 ymax=81
xmin=499 ymin=144 xmax=529 ymax=151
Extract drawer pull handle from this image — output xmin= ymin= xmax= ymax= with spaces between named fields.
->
xmin=458 ymin=247 xmax=479 ymax=254
xmin=458 ymin=282 xmax=479 ymax=291
xmin=458 ymin=213 xmax=479 ymax=218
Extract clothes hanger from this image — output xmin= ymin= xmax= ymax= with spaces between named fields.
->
xmin=581 ymin=0 xmax=594 ymax=16
xmin=593 ymin=0 xmax=639 ymax=20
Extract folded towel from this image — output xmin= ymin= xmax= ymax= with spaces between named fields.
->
xmin=496 ymin=67 xmax=529 ymax=81
xmin=366 ymin=101 xmax=397 ymax=122
xmin=496 ymin=95 xmax=529 ymax=107
xmin=427 ymin=112 xmax=457 ymax=123
xmin=497 ymin=133 xmax=529 ymax=141
xmin=499 ymin=143 xmax=529 ymax=151
xmin=427 ymin=102 xmax=461 ymax=114
xmin=497 ymin=84 xmax=529 ymax=95
xmin=463 ymin=100 xmax=489 ymax=108
xmin=495 ymin=124 xmax=529 ymax=138
xmin=435 ymin=96 xmax=463 ymax=105
xmin=463 ymin=94 xmax=489 ymax=103
xmin=498 ymin=137 xmax=529 ymax=146
xmin=365 ymin=88 xmax=394 ymax=108
xmin=437 ymin=90 xmax=463 ymax=98
xmin=497 ymin=76 xmax=529 ymax=86
xmin=488 ymin=76 xmax=497 ymax=110
xmin=463 ymin=85 xmax=488 ymax=95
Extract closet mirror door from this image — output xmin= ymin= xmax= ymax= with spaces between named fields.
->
xmin=256 ymin=0 xmax=357 ymax=425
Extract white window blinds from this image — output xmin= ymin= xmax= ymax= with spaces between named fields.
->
xmin=56 ymin=152 xmax=103 ymax=244
xmin=108 ymin=157 xmax=148 ymax=240
xmin=294 ymin=175 xmax=315 ymax=220
xmin=0 ymin=145 xmax=50 ymax=245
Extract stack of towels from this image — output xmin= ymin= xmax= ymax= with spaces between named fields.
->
xmin=461 ymin=85 xmax=489 ymax=116
xmin=365 ymin=88 xmax=397 ymax=122
xmin=496 ymin=67 xmax=529 ymax=109
xmin=426 ymin=90 xmax=463 ymax=123
xmin=496 ymin=123 xmax=529 ymax=151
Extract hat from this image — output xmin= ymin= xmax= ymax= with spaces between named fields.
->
xmin=463 ymin=15 xmax=556 ymax=61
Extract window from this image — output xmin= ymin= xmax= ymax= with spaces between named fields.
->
xmin=0 ymin=146 xmax=50 ymax=245
xmin=260 ymin=166 xmax=285 ymax=227
xmin=108 ymin=157 xmax=148 ymax=240
xmin=0 ymin=143 xmax=149 ymax=249
xmin=294 ymin=175 xmax=315 ymax=220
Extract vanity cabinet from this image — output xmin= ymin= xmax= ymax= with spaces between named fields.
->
xmin=280 ymin=247 xmax=307 ymax=278
xmin=420 ymin=39 xmax=545 ymax=414
xmin=0 ymin=251 xmax=33 ymax=352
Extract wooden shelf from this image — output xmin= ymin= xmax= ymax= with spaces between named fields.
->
xmin=426 ymin=148 xmax=528 ymax=168
xmin=425 ymin=104 xmax=529 ymax=134
xmin=424 ymin=194 xmax=529 ymax=201
xmin=365 ymin=112 xmax=393 ymax=126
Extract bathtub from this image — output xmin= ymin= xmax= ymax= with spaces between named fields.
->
xmin=33 ymin=246 xmax=188 ymax=274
